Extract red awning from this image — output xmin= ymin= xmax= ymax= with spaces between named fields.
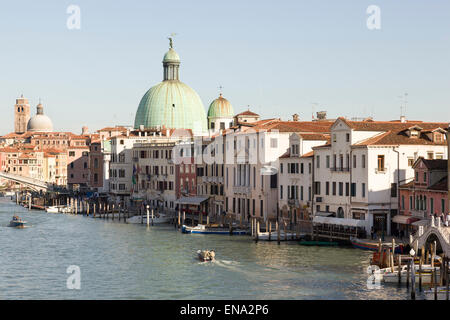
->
xmin=392 ymin=215 xmax=419 ymax=225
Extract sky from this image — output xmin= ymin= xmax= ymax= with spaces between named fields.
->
xmin=0 ymin=0 xmax=449 ymax=134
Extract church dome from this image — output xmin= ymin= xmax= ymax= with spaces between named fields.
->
xmin=134 ymin=41 xmax=207 ymax=134
xmin=27 ymin=103 xmax=53 ymax=132
xmin=207 ymin=94 xmax=234 ymax=118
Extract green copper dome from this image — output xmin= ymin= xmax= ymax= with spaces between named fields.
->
xmin=207 ymin=94 xmax=234 ymax=118
xmin=134 ymin=44 xmax=207 ymax=134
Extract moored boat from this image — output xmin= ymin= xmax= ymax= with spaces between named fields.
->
xmin=424 ymin=287 xmax=450 ymax=300
xmin=350 ymin=237 xmax=404 ymax=254
xmin=182 ymin=224 xmax=247 ymax=235
xmin=127 ymin=213 xmax=171 ymax=224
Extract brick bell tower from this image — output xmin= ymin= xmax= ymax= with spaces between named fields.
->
xmin=14 ymin=94 xmax=31 ymax=134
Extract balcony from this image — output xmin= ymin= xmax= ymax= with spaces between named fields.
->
xmin=375 ymin=168 xmax=387 ymax=174
xmin=288 ymin=198 xmax=299 ymax=206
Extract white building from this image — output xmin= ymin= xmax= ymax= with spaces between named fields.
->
xmin=312 ymin=117 xmax=448 ymax=236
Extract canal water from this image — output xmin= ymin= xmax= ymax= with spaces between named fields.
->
xmin=0 ymin=197 xmax=421 ymax=300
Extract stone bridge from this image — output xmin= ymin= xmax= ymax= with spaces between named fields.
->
xmin=410 ymin=216 xmax=450 ymax=256
xmin=0 ymin=171 xmax=51 ymax=192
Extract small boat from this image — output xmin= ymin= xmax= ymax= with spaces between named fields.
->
xmin=299 ymin=240 xmax=339 ymax=246
xmin=8 ymin=215 xmax=27 ymax=228
xmin=425 ymin=287 xmax=450 ymax=300
xmin=197 ymin=250 xmax=215 ymax=262
xmin=255 ymin=231 xmax=302 ymax=241
xmin=127 ymin=213 xmax=171 ymax=224
xmin=46 ymin=206 xmax=60 ymax=213
xmin=182 ymin=224 xmax=247 ymax=235
xmin=382 ymin=265 xmax=440 ymax=284
xmin=350 ymin=237 xmax=404 ymax=254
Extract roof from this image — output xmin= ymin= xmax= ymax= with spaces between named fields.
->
xmin=207 ymin=94 xmax=234 ymax=118
xmin=419 ymin=158 xmax=447 ymax=170
xmin=236 ymin=110 xmax=259 ymax=117
xmin=429 ymin=176 xmax=447 ymax=191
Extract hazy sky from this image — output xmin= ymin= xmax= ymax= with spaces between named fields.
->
xmin=0 ymin=0 xmax=449 ymax=134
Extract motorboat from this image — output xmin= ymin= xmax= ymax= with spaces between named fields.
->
xmin=382 ymin=265 xmax=440 ymax=284
xmin=424 ymin=287 xmax=450 ymax=300
xmin=127 ymin=213 xmax=171 ymax=224
xmin=8 ymin=215 xmax=27 ymax=228
xmin=182 ymin=224 xmax=247 ymax=235
xmin=197 ymin=250 xmax=215 ymax=262
xmin=350 ymin=237 xmax=404 ymax=254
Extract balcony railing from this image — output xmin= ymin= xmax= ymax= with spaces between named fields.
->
xmin=233 ymin=186 xmax=251 ymax=194
xmin=330 ymin=167 xmax=349 ymax=172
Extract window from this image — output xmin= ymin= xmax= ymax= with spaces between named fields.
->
xmin=333 ymin=134 xmax=336 ymax=142
xmin=430 ymin=198 xmax=434 ymax=214
xmin=300 ymin=163 xmax=304 ymax=174
xmin=270 ymin=138 xmax=278 ymax=148
xmin=325 ymin=182 xmax=329 ymax=195
xmin=260 ymin=200 xmax=263 ymax=217
xmin=423 ymin=172 xmax=427 ymax=183
xmin=442 ymin=198 xmax=445 ymax=214
xmin=280 ymin=185 xmax=283 ymax=199
xmin=338 ymin=182 xmax=343 ymax=196
xmin=409 ymin=196 xmax=413 ymax=210
xmin=210 ymin=122 xmax=215 ymax=130
xmin=326 ymin=155 xmax=330 ymax=168
xmin=353 ymin=155 xmax=356 ymax=168
xmin=351 ymin=183 xmax=356 ymax=197
xmin=415 ymin=171 xmax=419 ymax=182
xmin=401 ymin=195 xmax=405 ymax=210
xmin=346 ymin=133 xmax=350 ymax=142
xmin=390 ymin=183 xmax=397 ymax=197
xmin=300 ymin=186 xmax=304 ymax=200
xmin=362 ymin=183 xmax=366 ymax=198
xmin=377 ymin=155 xmax=385 ymax=171
xmin=345 ymin=182 xmax=349 ymax=196
xmin=427 ymin=152 xmax=433 ymax=160
xmin=315 ymin=182 xmax=321 ymax=195
xmin=316 ymin=156 xmax=320 ymax=168
xmin=362 ymin=155 xmax=366 ymax=168
xmin=69 ymin=151 xmax=75 ymax=157
xmin=332 ymin=182 xmax=336 ymax=196
xmin=280 ymin=163 xmax=283 ymax=174
xmin=408 ymin=158 xmax=414 ymax=166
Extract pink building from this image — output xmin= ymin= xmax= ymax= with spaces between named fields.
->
xmin=397 ymin=158 xmax=448 ymax=236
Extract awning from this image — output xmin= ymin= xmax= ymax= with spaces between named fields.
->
xmin=312 ymin=216 xmax=367 ymax=227
xmin=315 ymin=211 xmax=334 ymax=217
xmin=411 ymin=219 xmax=430 ymax=227
xmin=392 ymin=215 xmax=419 ymax=225
xmin=176 ymin=196 xmax=209 ymax=206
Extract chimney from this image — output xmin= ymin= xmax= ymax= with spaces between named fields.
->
xmin=126 ymin=129 xmax=130 ymax=137
xmin=292 ymin=114 xmax=299 ymax=121
xmin=400 ymin=115 xmax=406 ymax=123
xmin=316 ymin=111 xmax=327 ymax=120
xmin=82 ymin=126 xmax=89 ymax=135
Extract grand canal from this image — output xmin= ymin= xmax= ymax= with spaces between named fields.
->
xmin=0 ymin=197 xmax=418 ymax=300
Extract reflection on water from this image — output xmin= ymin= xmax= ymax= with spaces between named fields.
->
xmin=0 ymin=197 xmax=414 ymax=300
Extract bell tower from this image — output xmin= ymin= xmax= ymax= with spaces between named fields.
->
xmin=14 ymin=95 xmax=31 ymax=134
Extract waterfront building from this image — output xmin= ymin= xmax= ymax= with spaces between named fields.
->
xmin=398 ymin=157 xmax=448 ymax=237
xmin=278 ymin=131 xmax=330 ymax=232
xmin=89 ymin=139 xmax=103 ymax=190
xmin=312 ymin=117 xmax=448 ymax=237
xmin=224 ymin=117 xmax=333 ymax=223
xmin=234 ymin=110 xmax=260 ymax=125
xmin=14 ymin=95 xmax=30 ymax=134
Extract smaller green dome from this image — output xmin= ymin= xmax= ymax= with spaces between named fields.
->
xmin=163 ymin=48 xmax=180 ymax=63
xmin=207 ymin=94 xmax=234 ymax=118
